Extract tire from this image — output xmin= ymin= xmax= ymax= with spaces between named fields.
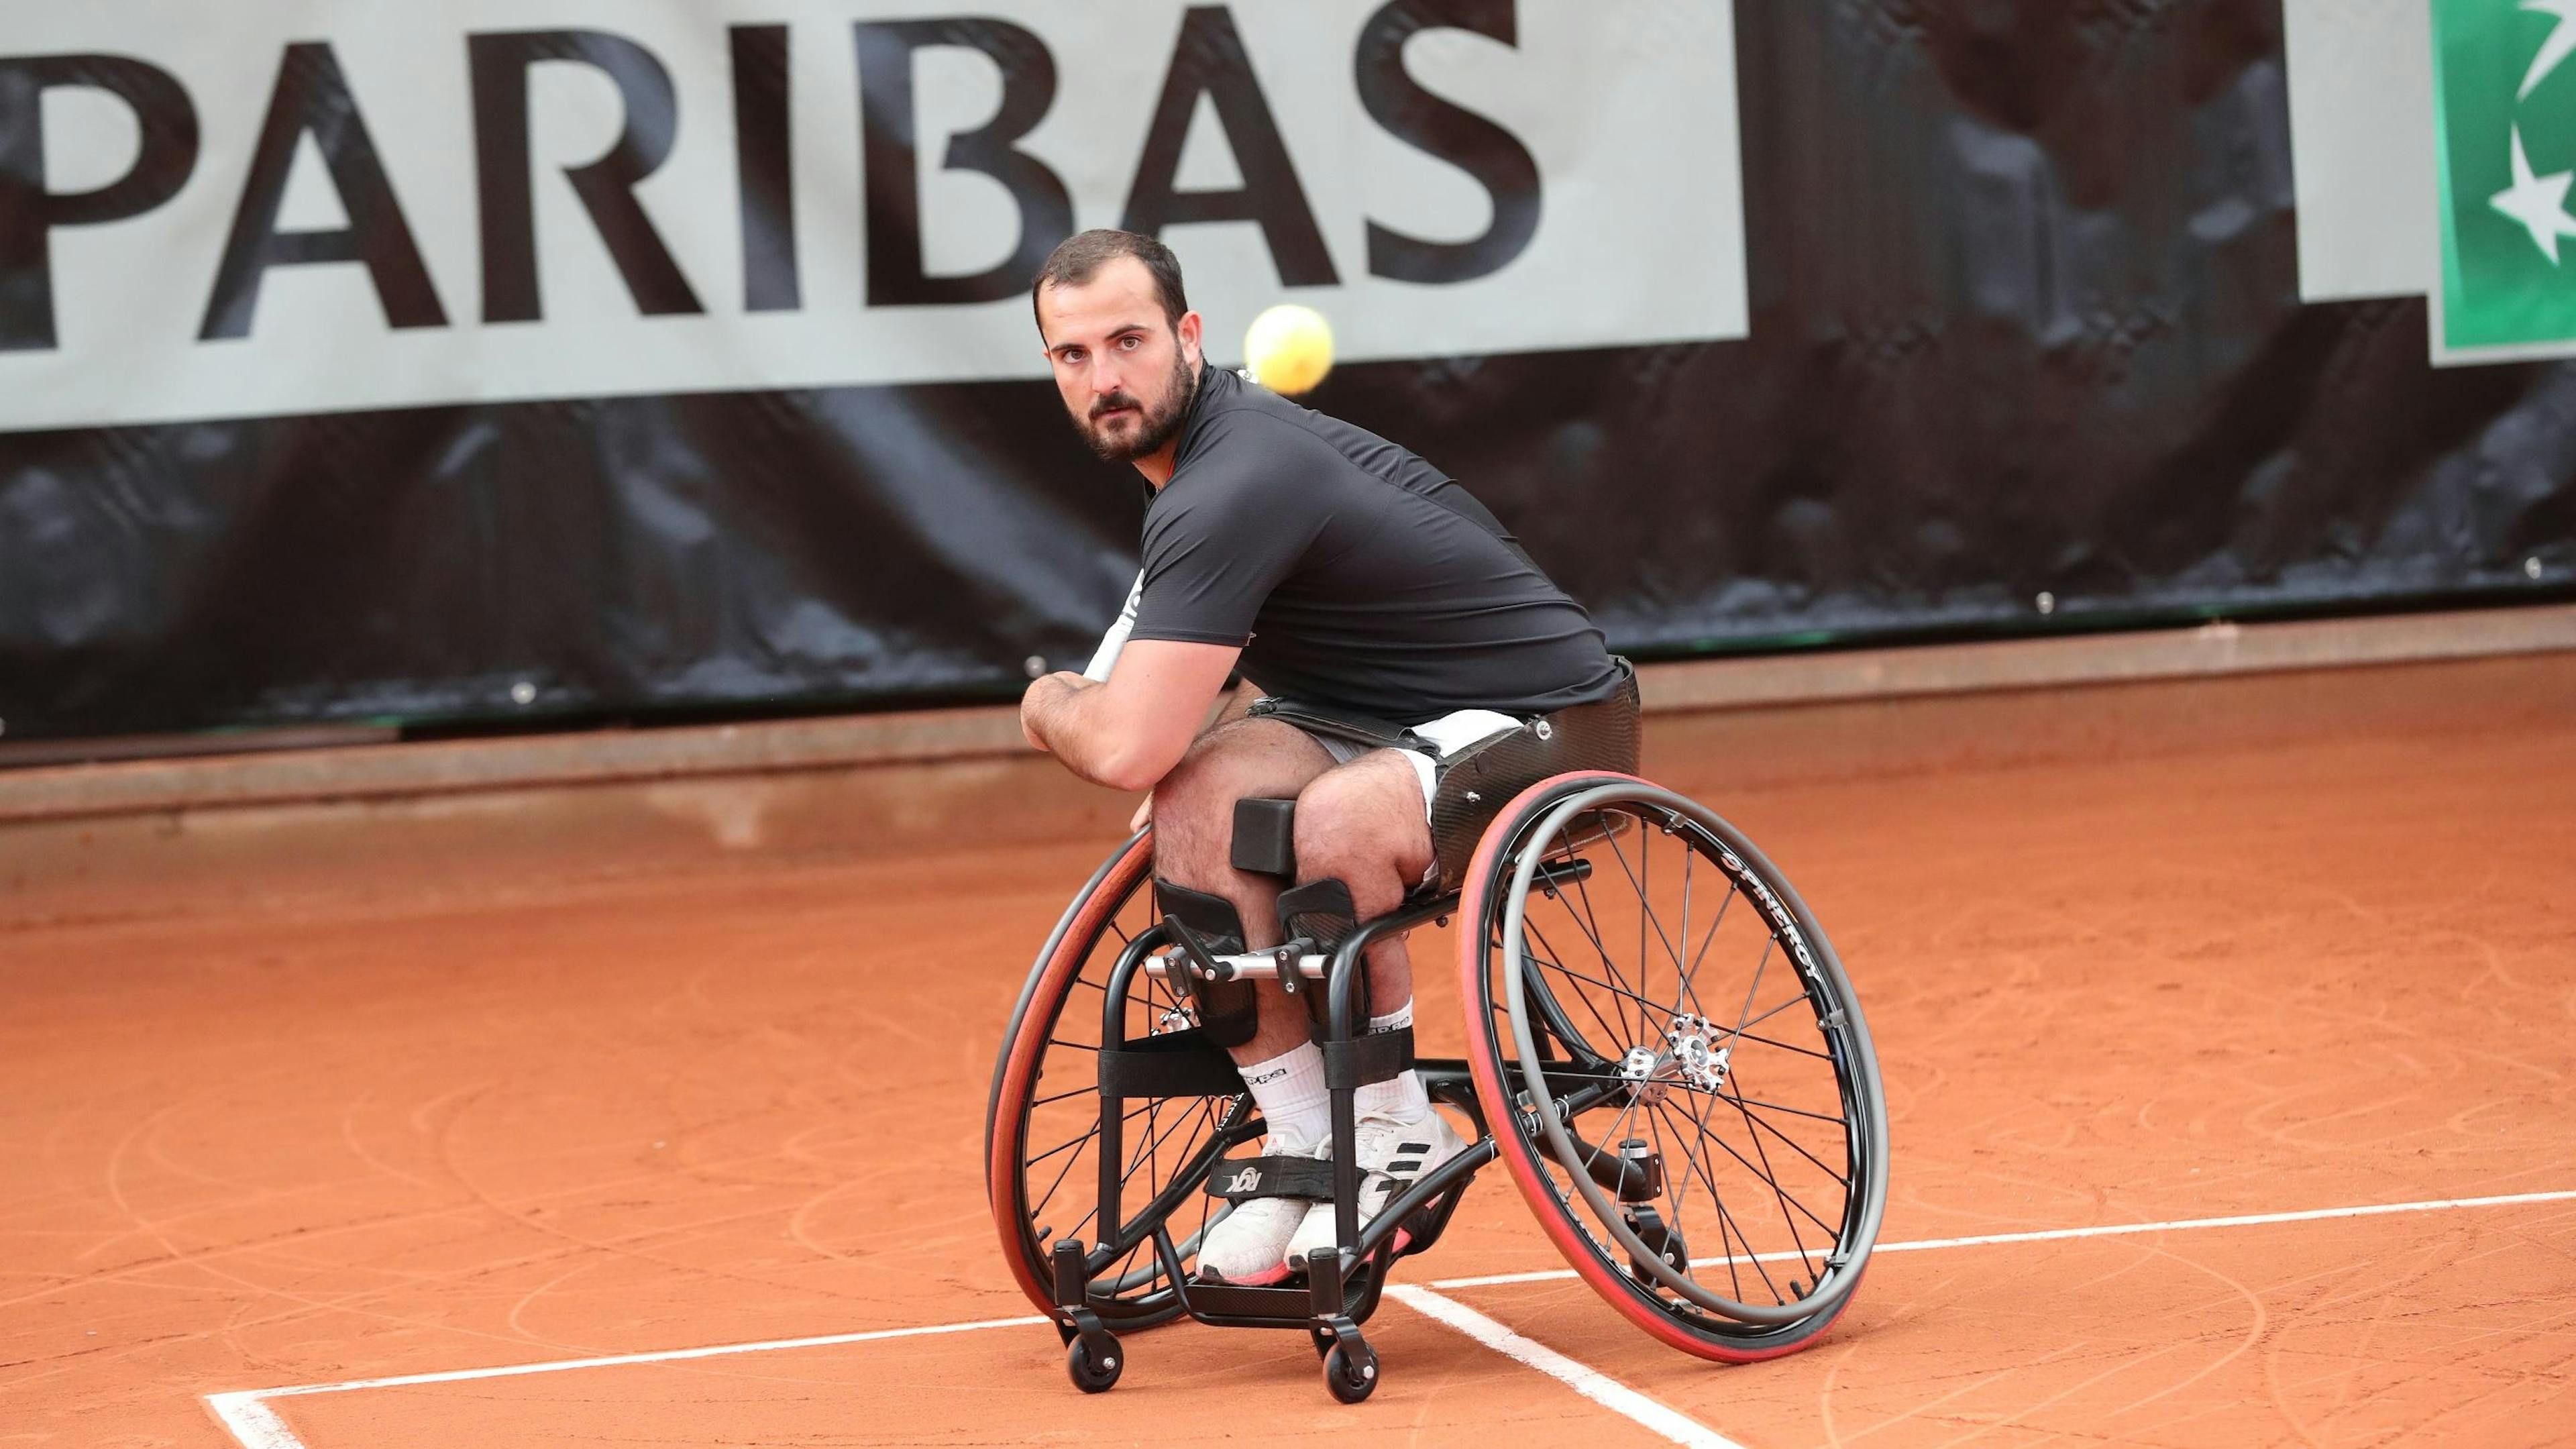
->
xmin=1322 ymin=1342 xmax=1379 ymax=1403
xmin=1456 ymin=773 xmax=1890 ymax=1362
xmin=1067 ymin=1334 xmax=1123 ymax=1393
xmin=986 ymin=829 xmax=1252 ymax=1327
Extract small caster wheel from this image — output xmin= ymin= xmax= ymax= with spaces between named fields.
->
xmin=1322 ymin=1341 xmax=1378 ymax=1403
xmin=1067 ymin=1332 xmax=1122 ymax=1394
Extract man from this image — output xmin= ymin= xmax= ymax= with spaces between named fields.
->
xmin=1019 ymin=229 xmax=1626 ymax=1285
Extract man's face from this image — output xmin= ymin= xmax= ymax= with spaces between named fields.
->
xmin=1036 ymin=256 xmax=1202 ymax=464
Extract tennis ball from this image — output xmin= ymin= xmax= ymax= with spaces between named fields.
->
xmin=1243 ymin=303 xmax=1335 ymax=396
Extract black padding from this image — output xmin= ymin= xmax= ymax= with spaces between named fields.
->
xmin=1205 ymin=1154 xmax=1338 ymax=1200
xmin=1153 ymin=879 xmax=1245 ymax=951
xmin=1318 ymin=1026 xmax=1415 ymax=1089
xmin=1230 ymin=797 xmax=1299 ymax=878
xmin=1095 ymin=1028 xmax=1247 ymax=1097
xmin=1426 ymin=658 xmax=1643 ymax=890
xmin=1277 ymin=877 xmax=1358 ymax=951
xmin=1151 ymin=879 xmax=1260 ymax=1047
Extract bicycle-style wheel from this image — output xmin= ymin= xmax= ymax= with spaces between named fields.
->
xmin=1458 ymin=774 xmax=1889 ymax=1361
xmin=986 ymin=829 xmax=1257 ymax=1328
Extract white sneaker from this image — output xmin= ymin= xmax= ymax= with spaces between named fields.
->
xmin=1194 ymin=1139 xmax=1327 ymax=1285
xmin=1285 ymin=1108 xmax=1468 ymax=1269
xmin=1194 ymin=1197 xmax=1312 ymax=1285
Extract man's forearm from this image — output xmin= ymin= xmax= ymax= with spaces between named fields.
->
xmin=1022 ymin=673 xmax=1141 ymax=788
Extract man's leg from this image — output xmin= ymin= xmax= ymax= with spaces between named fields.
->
xmin=1149 ymin=717 xmax=1335 ymax=1060
xmin=1283 ymin=749 xmax=1465 ymax=1264
xmin=1150 ymin=718 xmax=1339 ymax=1283
xmin=1286 ymin=749 xmax=1434 ymax=1016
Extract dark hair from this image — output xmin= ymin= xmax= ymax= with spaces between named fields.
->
xmin=1030 ymin=229 xmax=1188 ymax=337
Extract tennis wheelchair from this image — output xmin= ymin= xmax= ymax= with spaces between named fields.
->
xmin=985 ymin=672 xmax=1889 ymax=1403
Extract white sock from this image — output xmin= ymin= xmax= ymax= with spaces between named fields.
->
xmin=1354 ymin=1000 xmax=1432 ymax=1121
xmin=1238 ymin=1040 xmax=1330 ymax=1152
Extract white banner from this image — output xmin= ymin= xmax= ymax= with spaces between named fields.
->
xmin=2282 ymin=0 xmax=2436 ymax=303
xmin=0 ymin=0 xmax=1746 ymax=431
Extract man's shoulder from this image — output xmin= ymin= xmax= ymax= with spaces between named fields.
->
xmin=1166 ymin=391 xmax=1344 ymax=501
xmin=1183 ymin=376 xmax=1336 ymax=452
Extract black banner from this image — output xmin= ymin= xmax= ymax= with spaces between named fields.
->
xmin=0 ymin=3 xmax=2567 ymax=743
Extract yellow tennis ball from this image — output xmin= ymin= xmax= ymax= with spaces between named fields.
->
xmin=1243 ymin=303 xmax=1334 ymax=396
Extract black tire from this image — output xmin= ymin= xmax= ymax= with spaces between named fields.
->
xmin=987 ymin=830 xmax=1253 ymax=1329
xmin=1458 ymin=774 xmax=1890 ymax=1362
xmin=1322 ymin=1342 xmax=1379 ymax=1403
xmin=1067 ymin=1334 xmax=1123 ymax=1393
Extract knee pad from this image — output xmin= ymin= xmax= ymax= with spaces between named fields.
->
xmin=1152 ymin=879 xmax=1259 ymax=1048
xmin=1275 ymin=877 xmax=1358 ymax=952
xmin=1275 ymin=879 xmax=1364 ymax=1031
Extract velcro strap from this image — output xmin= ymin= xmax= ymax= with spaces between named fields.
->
xmin=1095 ymin=1028 xmax=1245 ymax=1097
xmin=1318 ymin=1026 xmax=1414 ymax=1089
xmin=1204 ymin=1155 xmax=1337 ymax=1201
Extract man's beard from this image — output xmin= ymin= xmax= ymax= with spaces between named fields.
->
xmin=1077 ymin=352 xmax=1198 ymax=464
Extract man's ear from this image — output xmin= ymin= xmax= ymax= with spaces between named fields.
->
xmin=1177 ymin=310 xmax=1203 ymax=365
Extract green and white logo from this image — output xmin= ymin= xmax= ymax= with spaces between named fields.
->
xmin=2431 ymin=0 xmax=2576 ymax=361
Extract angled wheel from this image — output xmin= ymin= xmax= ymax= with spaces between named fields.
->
xmin=1322 ymin=1341 xmax=1379 ymax=1403
xmin=987 ymin=829 xmax=1254 ymax=1328
xmin=1067 ymin=1332 xmax=1123 ymax=1393
xmin=1458 ymin=773 xmax=1890 ymax=1362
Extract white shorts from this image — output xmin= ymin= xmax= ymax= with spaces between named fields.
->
xmin=1301 ymin=708 xmax=1523 ymax=824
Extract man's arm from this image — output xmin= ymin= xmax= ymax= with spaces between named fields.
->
xmin=1020 ymin=638 xmax=1241 ymax=793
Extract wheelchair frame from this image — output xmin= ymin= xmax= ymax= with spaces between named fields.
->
xmin=990 ymin=771 xmax=1889 ymax=1404
xmin=1047 ymin=891 xmax=1466 ymax=1395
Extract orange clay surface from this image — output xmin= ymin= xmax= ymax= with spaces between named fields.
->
xmin=5 ymin=686 xmax=2573 ymax=1448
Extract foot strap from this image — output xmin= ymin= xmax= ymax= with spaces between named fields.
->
xmin=1205 ymin=1155 xmax=1336 ymax=1201
xmin=1316 ymin=1026 xmax=1414 ymax=1089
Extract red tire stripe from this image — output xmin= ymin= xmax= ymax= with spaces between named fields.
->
xmin=1454 ymin=771 xmax=1852 ymax=1364
xmin=987 ymin=833 xmax=1155 ymax=1318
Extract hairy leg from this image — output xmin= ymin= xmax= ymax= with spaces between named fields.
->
xmin=1149 ymin=718 xmax=1335 ymax=1063
xmin=1291 ymin=749 xmax=1438 ymax=1018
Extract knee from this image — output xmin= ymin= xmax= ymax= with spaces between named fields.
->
xmin=1292 ymin=769 xmax=1417 ymax=907
xmin=1152 ymin=728 xmax=1279 ymax=885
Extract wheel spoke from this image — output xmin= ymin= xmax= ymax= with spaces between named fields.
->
xmin=1718 ymin=1077 xmax=1820 ymax=1283
xmin=1690 ymin=1107 xmax=1844 ymax=1241
xmin=1726 ymin=1087 xmax=1854 ymax=1188
xmin=1723 ymin=1092 xmax=1849 ymax=1130
xmin=1602 ymin=818 xmax=1690 ymax=989
xmin=1521 ymin=931 xmax=1670 ymax=1027
xmin=1523 ymin=920 xmax=1639 ymax=1057
xmin=1727 ymin=938 xmax=1776 ymax=1049
xmin=1563 ymin=862 xmax=1649 ymax=1046
xmin=1697 ymin=1152 xmax=1788 ymax=1304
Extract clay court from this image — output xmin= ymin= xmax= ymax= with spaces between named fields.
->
xmin=6 ymin=627 xmax=2571 ymax=1448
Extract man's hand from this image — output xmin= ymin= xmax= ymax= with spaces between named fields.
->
xmin=1130 ymin=793 xmax=1153 ymax=832
xmin=1020 ymin=672 xmax=1097 ymax=751
xmin=1018 ymin=639 xmax=1239 ymax=793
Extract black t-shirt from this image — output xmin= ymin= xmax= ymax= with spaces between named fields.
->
xmin=1128 ymin=365 xmax=1621 ymax=720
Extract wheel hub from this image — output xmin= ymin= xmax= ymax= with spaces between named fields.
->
xmin=1615 ymin=1014 xmax=1730 ymax=1103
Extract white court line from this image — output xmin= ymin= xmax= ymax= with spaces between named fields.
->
xmin=201 ymin=1188 xmax=2576 ymax=1449
xmin=1388 ymin=1284 xmax=1748 ymax=1448
xmin=202 ymin=1315 xmax=1050 ymax=1448
xmin=1426 ymin=1187 xmax=2576 ymax=1289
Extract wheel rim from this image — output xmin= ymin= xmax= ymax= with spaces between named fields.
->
xmin=989 ymin=830 xmax=1253 ymax=1322
xmin=1487 ymin=782 xmax=1888 ymax=1330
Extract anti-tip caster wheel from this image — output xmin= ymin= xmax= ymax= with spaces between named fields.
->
xmin=1067 ymin=1332 xmax=1123 ymax=1393
xmin=1322 ymin=1340 xmax=1378 ymax=1403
